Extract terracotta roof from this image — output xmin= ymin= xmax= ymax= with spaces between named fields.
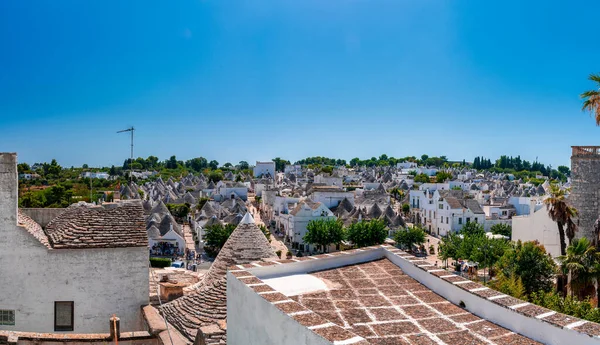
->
xmin=44 ymin=201 xmax=147 ymax=249
xmin=232 ymin=251 xmax=546 ymax=345
xmin=17 ymin=210 xmax=51 ymax=248
xmin=290 ymin=200 xmax=322 ymax=216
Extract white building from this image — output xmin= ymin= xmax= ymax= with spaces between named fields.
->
xmin=397 ymin=162 xmax=417 ymax=169
xmin=308 ymin=186 xmax=354 ymax=209
xmin=512 ymin=198 xmax=561 ymax=257
xmin=214 ymin=181 xmax=248 ymax=201
xmin=410 ymin=189 xmax=486 ymax=236
xmin=280 ymin=200 xmax=336 ymax=253
xmin=284 ymin=164 xmax=302 ymax=176
xmin=254 ymin=161 xmax=276 ymax=178
xmin=81 ymin=171 xmax=109 ymax=179
xmin=0 ymin=153 xmax=149 ymax=333
xmin=314 ymin=174 xmax=343 ymax=187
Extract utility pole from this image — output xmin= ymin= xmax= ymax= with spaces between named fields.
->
xmin=117 ymin=127 xmax=135 ymax=182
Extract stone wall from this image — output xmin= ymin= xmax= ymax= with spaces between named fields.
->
xmin=19 ymin=208 xmax=65 ymax=228
xmin=0 ymin=153 xmax=149 ymax=333
xmin=570 ymin=149 xmax=600 ymax=242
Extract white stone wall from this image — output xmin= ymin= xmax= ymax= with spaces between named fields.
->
xmin=0 ymin=153 xmax=148 ymax=333
xmin=227 ymin=273 xmax=332 ymax=345
xmin=310 ymin=192 xmax=354 ymax=209
xmin=512 ymin=206 xmax=560 ymax=257
xmin=384 ymin=250 xmax=594 ymax=345
xmin=253 ymin=162 xmax=275 ymax=178
xmin=0 ymin=224 xmax=149 ymax=333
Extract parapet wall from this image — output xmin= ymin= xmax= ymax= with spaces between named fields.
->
xmin=0 ymin=153 xmax=18 ymax=225
xmin=19 ymin=208 xmax=65 ymax=228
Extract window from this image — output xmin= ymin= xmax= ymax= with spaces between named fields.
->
xmin=466 ymin=217 xmax=471 ymax=223
xmin=54 ymin=301 xmax=74 ymax=331
xmin=446 ymin=217 xmax=449 ymax=224
xmin=458 ymin=218 xmax=462 ymax=225
xmin=438 ymin=204 xmax=443 ymax=209
xmin=0 ymin=310 xmax=14 ymax=325
xmin=474 ymin=218 xmax=478 ymax=224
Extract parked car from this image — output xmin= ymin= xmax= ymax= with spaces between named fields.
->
xmin=171 ymin=261 xmax=184 ymax=268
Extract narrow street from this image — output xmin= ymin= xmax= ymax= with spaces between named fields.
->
xmin=248 ymin=198 xmax=289 ymax=257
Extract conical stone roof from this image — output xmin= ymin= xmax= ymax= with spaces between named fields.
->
xmin=200 ymin=213 xmax=275 ymax=287
xmin=150 ymin=200 xmax=169 ymax=215
xmin=160 ymin=213 xmax=275 ymax=342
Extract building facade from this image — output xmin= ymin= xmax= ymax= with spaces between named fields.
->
xmin=0 ymin=153 xmax=149 ymax=333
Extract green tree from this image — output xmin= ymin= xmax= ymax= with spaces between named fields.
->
xmin=402 ymin=203 xmax=410 ymax=216
xmin=421 ymin=154 xmax=429 ymax=162
xmin=346 ymin=219 xmax=388 ymax=248
xmin=187 ymin=157 xmax=208 ymax=172
xmin=414 ymin=173 xmax=429 ymax=183
xmin=557 ymin=165 xmax=571 ymax=176
xmin=272 ymin=157 xmax=290 ymax=172
xmin=489 ymin=271 xmax=527 ymax=300
xmin=197 ymin=197 xmax=210 ymax=211
xmin=166 ymin=203 xmax=191 ymax=221
xmin=303 ymin=218 xmax=345 ymax=253
xmin=394 ymin=226 xmax=426 ymax=251
xmin=544 ymin=185 xmax=578 ymax=255
xmin=460 ymin=222 xmax=485 ymax=237
xmin=259 ymin=224 xmax=271 ymax=242
xmin=209 ymin=171 xmax=224 ymax=183
xmin=238 ymin=161 xmax=249 ymax=170
xmin=208 ymin=160 xmax=219 ymax=170
xmin=109 ymin=165 xmax=117 ymax=176
xmin=435 ymin=171 xmax=453 ymax=183
xmin=490 ymin=223 xmax=512 ymax=239
xmin=581 ymin=73 xmax=600 ymax=126
xmin=203 ymin=224 xmax=236 ymax=257
xmin=45 ymin=159 xmax=62 ymax=177
xmin=558 ymin=237 xmax=598 ymax=298
xmin=495 ymin=241 xmax=557 ymax=296
xmin=17 ymin=163 xmax=31 ymax=174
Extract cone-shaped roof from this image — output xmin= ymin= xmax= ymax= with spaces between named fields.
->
xmin=200 ymin=212 xmax=274 ymax=287
xmin=147 ymin=225 xmax=161 ymax=239
xmin=150 ymin=200 xmax=169 ymax=215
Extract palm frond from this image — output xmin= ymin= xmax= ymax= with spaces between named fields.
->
xmin=589 ymin=73 xmax=600 ymax=84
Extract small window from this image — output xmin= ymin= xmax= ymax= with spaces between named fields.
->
xmin=466 ymin=217 xmax=471 ymax=223
xmin=474 ymin=218 xmax=478 ymax=224
xmin=438 ymin=204 xmax=443 ymax=209
xmin=0 ymin=310 xmax=15 ymax=325
xmin=446 ymin=217 xmax=449 ymax=224
xmin=458 ymin=218 xmax=462 ymax=225
xmin=54 ymin=301 xmax=74 ymax=331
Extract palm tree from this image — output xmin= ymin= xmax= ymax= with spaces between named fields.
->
xmin=558 ymin=237 xmax=595 ymax=297
xmin=544 ymin=185 xmax=578 ymax=256
xmin=581 ymin=73 xmax=600 ymax=125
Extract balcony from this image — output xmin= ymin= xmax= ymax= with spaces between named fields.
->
xmin=572 ymin=146 xmax=600 ymax=156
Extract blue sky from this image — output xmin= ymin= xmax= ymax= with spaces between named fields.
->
xmin=1 ymin=1 xmax=600 ymax=168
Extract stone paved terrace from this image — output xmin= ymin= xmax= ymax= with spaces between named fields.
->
xmin=227 ymin=245 xmax=600 ymax=345
xmin=290 ymin=258 xmax=540 ymax=345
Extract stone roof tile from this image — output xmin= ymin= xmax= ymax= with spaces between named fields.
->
xmin=44 ymin=201 xmax=147 ymax=249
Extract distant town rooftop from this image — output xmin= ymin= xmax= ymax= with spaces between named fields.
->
xmin=227 ymin=245 xmax=600 ymax=345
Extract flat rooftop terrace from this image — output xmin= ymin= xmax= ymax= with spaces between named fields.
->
xmin=227 ymin=246 xmax=600 ymax=345
xmin=285 ymin=258 xmax=538 ymax=345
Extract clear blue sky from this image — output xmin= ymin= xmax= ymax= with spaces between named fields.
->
xmin=1 ymin=1 xmax=600 ymax=168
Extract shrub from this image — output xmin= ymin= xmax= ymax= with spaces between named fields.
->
xmin=150 ymin=258 xmax=172 ymax=268
xmin=275 ymin=250 xmax=282 ymax=258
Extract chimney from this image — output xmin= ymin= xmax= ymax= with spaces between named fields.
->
xmin=0 ymin=153 xmax=18 ymax=225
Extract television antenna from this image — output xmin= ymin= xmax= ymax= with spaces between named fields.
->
xmin=117 ymin=126 xmax=135 ymax=181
